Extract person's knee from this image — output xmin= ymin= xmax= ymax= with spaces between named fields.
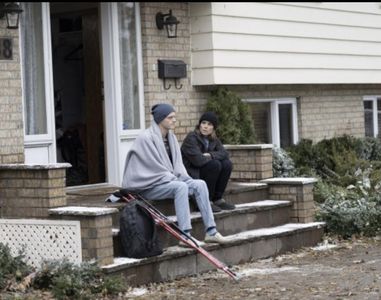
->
xmin=175 ymin=181 xmax=189 ymax=194
xmin=221 ymin=159 xmax=233 ymax=171
xmin=195 ymin=179 xmax=208 ymax=190
xmin=204 ymin=159 xmax=222 ymax=172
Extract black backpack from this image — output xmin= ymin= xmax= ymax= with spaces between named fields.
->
xmin=119 ymin=200 xmax=163 ymax=258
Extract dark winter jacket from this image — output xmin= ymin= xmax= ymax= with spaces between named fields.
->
xmin=181 ymin=130 xmax=230 ymax=179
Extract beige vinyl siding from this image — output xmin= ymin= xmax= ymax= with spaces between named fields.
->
xmin=190 ymin=2 xmax=381 ymax=85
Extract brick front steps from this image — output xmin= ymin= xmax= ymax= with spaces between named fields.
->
xmin=62 ymin=179 xmax=325 ymax=285
xmin=112 ymin=200 xmax=293 ymax=254
xmin=103 ymin=222 xmax=325 ymax=286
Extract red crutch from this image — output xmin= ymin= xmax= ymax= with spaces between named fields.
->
xmin=117 ymin=189 xmax=241 ymax=281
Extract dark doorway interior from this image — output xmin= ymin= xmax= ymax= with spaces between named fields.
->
xmin=50 ymin=3 xmax=105 ymax=186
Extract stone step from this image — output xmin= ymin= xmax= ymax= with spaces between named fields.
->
xmin=224 ymin=182 xmax=269 ymax=205
xmin=112 ymin=200 xmax=292 ymax=255
xmin=103 ymin=222 xmax=325 ymax=286
xmin=66 ymin=182 xmax=270 ymax=227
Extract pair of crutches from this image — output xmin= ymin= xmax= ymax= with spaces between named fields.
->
xmin=117 ymin=189 xmax=241 ymax=281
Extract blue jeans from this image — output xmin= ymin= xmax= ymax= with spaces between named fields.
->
xmin=140 ymin=178 xmax=216 ymax=232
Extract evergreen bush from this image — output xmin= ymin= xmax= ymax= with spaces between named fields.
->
xmin=272 ymin=146 xmax=298 ymax=177
xmin=0 ymin=246 xmax=126 ymax=297
xmin=33 ymin=260 xmax=125 ymax=299
xmin=286 ymin=135 xmax=381 ymax=238
xmin=206 ymin=87 xmax=256 ymax=144
xmin=0 ymin=243 xmax=31 ymax=290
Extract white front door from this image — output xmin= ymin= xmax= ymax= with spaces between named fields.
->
xmin=100 ymin=3 xmax=145 ymax=186
xmin=22 ymin=2 xmax=145 ymax=186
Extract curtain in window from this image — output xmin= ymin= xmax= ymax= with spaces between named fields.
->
xmin=20 ymin=3 xmax=47 ymax=135
xmin=377 ymin=99 xmax=381 ymax=138
xmin=364 ymin=101 xmax=374 ymax=137
xmin=278 ymin=104 xmax=293 ymax=148
xmin=250 ymin=102 xmax=271 ymax=143
xmin=118 ymin=2 xmax=140 ymax=130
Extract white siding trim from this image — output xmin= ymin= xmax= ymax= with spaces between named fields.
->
xmin=190 ymin=2 xmax=381 ymax=85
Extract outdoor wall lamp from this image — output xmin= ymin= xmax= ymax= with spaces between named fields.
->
xmin=155 ymin=9 xmax=180 ymax=38
xmin=0 ymin=2 xmax=23 ymax=29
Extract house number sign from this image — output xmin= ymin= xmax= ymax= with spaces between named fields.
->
xmin=0 ymin=38 xmax=12 ymax=60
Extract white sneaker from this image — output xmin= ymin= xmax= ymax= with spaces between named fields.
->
xmin=204 ymin=232 xmax=229 ymax=244
xmin=179 ymin=237 xmax=202 ymax=248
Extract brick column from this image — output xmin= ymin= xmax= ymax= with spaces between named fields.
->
xmin=260 ymin=178 xmax=317 ymax=223
xmin=225 ymin=144 xmax=273 ymax=182
xmin=49 ymin=206 xmax=118 ymax=266
xmin=0 ymin=163 xmax=70 ymax=218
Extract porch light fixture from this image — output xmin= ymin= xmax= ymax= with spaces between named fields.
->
xmin=0 ymin=2 xmax=23 ymax=29
xmin=155 ymin=9 xmax=180 ymax=38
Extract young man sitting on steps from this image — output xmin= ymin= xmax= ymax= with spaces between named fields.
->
xmin=121 ymin=103 xmax=228 ymax=247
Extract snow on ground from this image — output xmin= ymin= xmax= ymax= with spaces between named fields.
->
xmin=124 ymin=287 xmax=148 ymax=297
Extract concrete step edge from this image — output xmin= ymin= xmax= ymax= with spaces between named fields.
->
xmin=225 ymin=182 xmax=269 ymax=194
xmin=112 ymin=200 xmax=292 ymax=236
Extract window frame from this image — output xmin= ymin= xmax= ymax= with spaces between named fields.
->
xmin=21 ymin=3 xmax=56 ymax=158
xmin=243 ymin=97 xmax=299 ymax=147
xmin=363 ymin=95 xmax=381 ymax=138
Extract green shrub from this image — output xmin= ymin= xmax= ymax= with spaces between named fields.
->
xmin=0 ymin=243 xmax=31 ymax=290
xmin=206 ymin=87 xmax=256 ymax=144
xmin=286 ymin=135 xmax=381 ymax=238
xmin=33 ymin=260 xmax=125 ymax=299
xmin=355 ymin=136 xmax=381 ymax=161
xmin=316 ymin=192 xmax=381 ymax=238
xmin=272 ymin=146 xmax=298 ymax=177
xmin=0 ymin=244 xmax=125 ymax=297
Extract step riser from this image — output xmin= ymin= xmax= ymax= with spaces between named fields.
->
xmin=106 ymin=227 xmax=324 ymax=286
xmin=225 ymin=188 xmax=269 ymax=205
xmin=113 ymin=205 xmax=291 ymax=256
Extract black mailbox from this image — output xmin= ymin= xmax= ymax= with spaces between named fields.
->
xmin=158 ymin=59 xmax=187 ymax=79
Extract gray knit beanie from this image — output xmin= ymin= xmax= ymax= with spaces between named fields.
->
xmin=151 ymin=103 xmax=175 ymax=124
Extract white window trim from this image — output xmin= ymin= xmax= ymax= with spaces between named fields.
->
xmin=22 ymin=3 xmax=56 ymax=159
xmin=363 ymin=95 xmax=380 ymax=137
xmin=243 ymin=97 xmax=299 ymax=147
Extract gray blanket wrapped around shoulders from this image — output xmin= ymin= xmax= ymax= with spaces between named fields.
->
xmin=122 ymin=121 xmax=190 ymax=191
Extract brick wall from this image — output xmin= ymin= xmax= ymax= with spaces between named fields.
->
xmin=0 ymin=21 xmax=24 ymax=163
xmin=140 ymin=3 xmax=211 ymax=141
xmin=226 ymin=145 xmax=273 ymax=181
xmin=219 ymin=84 xmax=381 ymax=144
xmin=261 ymin=178 xmax=317 ymax=223
xmin=0 ymin=164 xmax=69 ymax=218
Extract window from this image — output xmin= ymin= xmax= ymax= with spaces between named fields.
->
xmin=278 ymin=103 xmax=294 ymax=148
xmin=117 ymin=2 xmax=140 ymax=130
xmin=20 ymin=3 xmax=47 ymax=135
xmin=363 ymin=96 xmax=381 ymax=138
xmin=245 ymin=98 xmax=299 ymax=148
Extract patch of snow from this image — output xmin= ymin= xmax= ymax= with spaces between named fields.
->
xmin=239 ymin=266 xmax=300 ymax=276
xmin=311 ymin=244 xmax=338 ymax=251
xmin=234 ymin=182 xmax=268 ymax=187
xmin=102 ymin=257 xmax=143 ymax=269
xmin=228 ymin=223 xmax=324 ymax=241
xmin=126 ymin=287 xmax=148 ymax=297
xmin=236 ymin=200 xmax=289 ymax=208
xmin=49 ymin=206 xmax=118 ymax=216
